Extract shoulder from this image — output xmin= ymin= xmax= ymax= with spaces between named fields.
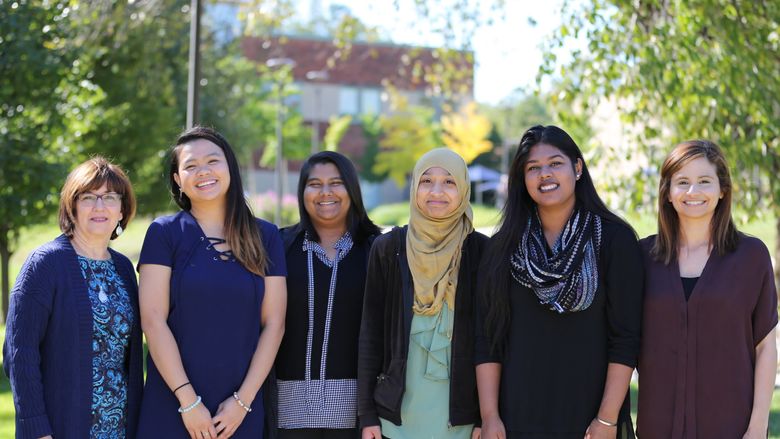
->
xmin=371 ymin=227 xmax=403 ymax=254
xmin=150 ymin=211 xmax=187 ymax=228
xmin=638 ymin=234 xmax=658 ymax=254
xmin=599 ymin=217 xmax=638 ymax=249
xmin=466 ymin=230 xmax=489 ymax=252
xmin=23 ymin=236 xmax=72 ymax=269
xmin=733 ymin=233 xmax=771 ymax=261
xmin=256 ymin=217 xmax=281 ymax=236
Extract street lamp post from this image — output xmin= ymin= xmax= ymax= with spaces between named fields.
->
xmin=266 ymin=57 xmax=296 ymax=225
xmin=186 ymin=0 xmax=202 ymax=128
xmin=306 ymin=70 xmax=329 ymax=154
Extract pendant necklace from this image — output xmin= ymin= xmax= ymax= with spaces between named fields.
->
xmin=85 ymin=259 xmax=109 ymax=303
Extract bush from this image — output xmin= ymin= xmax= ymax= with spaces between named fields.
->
xmin=250 ymin=191 xmax=299 ymax=227
xmin=369 ymin=202 xmax=501 ymax=229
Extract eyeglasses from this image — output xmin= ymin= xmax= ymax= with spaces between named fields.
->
xmin=77 ymin=192 xmax=122 ymax=207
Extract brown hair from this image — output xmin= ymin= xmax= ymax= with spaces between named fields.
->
xmin=59 ymin=156 xmax=136 ymax=240
xmin=651 ymin=139 xmax=739 ymax=264
xmin=170 ymin=126 xmax=268 ymax=276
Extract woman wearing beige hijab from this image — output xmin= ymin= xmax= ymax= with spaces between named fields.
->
xmin=357 ymin=148 xmax=487 ymax=439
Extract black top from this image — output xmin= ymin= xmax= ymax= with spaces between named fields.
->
xmin=357 ymin=226 xmax=487 ymax=428
xmin=475 ymin=219 xmax=643 ymax=438
xmin=680 ymin=276 xmax=699 ymax=301
xmin=275 ymin=232 xmax=368 ymax=380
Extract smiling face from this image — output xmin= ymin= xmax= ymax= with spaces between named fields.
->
xmin=173 ymin=139 xmax=230 ymax=206
xmin=416 ymin=166 xmax=460 ymax=219
xmin=303 ymin=162 xmax=351 ymax=231
xmin=73 ymin=183 xmax=123 ymax=243
xmin=524 ymin=143 xmax=582 ymax=213
xmin=668 ymin=156 xmax=723 ymax=222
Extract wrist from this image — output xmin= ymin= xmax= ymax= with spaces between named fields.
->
xmin=595 ymin=416 xmax=618 ymax=427
xmin=235 ymin=387 xmax=258 ymax=405
xmin=176 ymin=387 xmax=198 ymax=406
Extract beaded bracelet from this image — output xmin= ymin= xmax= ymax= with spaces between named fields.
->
xmin=233 ymin=392 xmax=252 ymax=413
xmin=596 ymin=417 xmax=617 ymax=427
xmin=178 ymin=395 xmax=202 ymax=414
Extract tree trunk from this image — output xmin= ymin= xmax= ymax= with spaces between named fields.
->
xmin=0 ymin=225 xmax=11 ymax=324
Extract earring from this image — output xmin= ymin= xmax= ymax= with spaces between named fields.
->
xmin=115 ymin=222 xmax=124 ymax=236
xmin=178 ymin=186 xmax=184 ymax=199
xmin=576 ymin=173 xmax=581 ymax=180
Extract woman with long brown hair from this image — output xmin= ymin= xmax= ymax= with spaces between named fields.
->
xmin=637 ymin=140 xmax=777 ymax=438
xmin=136 ymin=126 xmax=287 ymax=438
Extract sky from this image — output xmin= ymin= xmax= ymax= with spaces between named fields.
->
xmin=303 ymin=0 xmax=568 ymax=105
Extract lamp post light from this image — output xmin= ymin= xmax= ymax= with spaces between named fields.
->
xmin=305 ymin=70 xmax=329 ymax=154
xmin=266 ymin=57 xmax=296 ymax=225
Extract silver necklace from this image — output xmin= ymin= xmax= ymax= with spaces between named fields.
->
xmin=84 ymin=258 xmax=109 ymax=303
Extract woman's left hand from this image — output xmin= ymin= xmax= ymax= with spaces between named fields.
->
xmin=471 ymin=426 xmax=481 ymax=439
xmin=212 ymin=395 xmax=249 ymax=438
xmin=584 ymin=418 xmax=617 ymax=439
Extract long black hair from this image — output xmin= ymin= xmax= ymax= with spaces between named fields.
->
xmin=169 ymin=125 xmax=268 ymax=275
xmin=296 ymin=151 xmax=381 ymax=243
xmin=480 ymin=125 xmax=633 ymax=354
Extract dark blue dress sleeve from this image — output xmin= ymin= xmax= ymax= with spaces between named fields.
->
xmin=261 ymin=220 xmax=287 ymax=277
xmin=138 ymin=219 xmax=174 ymax=268
xmin=3 ymin=249 xmax=55 ymax=438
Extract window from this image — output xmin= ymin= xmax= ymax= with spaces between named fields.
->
xmin=361 ymin=88 xmax=381 ymax=115
xmin=339 ymin=87 xmax=359 ymax=116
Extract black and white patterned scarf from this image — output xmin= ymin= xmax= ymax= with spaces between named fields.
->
xmin=510 ymin=209 xmax=602 ymax=313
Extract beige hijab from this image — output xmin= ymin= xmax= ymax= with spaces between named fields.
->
xmin=407 ymin=148 xmax=474 ymax=316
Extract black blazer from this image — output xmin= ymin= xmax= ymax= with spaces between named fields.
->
xmin=357 ymin=226 xmax=487 ymax=428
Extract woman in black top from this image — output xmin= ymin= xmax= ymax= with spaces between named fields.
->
xmin=475 ymin=125 xmax=643 ymax=439
xmin=272 ymin=151 xmax=381 ymax=439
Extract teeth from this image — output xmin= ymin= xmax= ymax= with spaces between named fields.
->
xmin=319 ymin=201 xmax=336 ymax=205
xmin=684 ymin=200 xmax=705 ymax=205
xmin=540 ymin=184 xmax=558 ymax=192
xmin=196 ymin=180 xmax=216 ymax=188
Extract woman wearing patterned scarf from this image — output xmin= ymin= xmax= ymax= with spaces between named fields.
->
xmin=270 ymin=151 xmax=381 ymax=439
xmin=475 ymin=125 xmax=644 ymax=439
xmin=358 ymin=148 xmax=487 ymax=439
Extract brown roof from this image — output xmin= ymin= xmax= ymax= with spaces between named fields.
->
xmin=241 ymin=35 xmax=473 ymax=93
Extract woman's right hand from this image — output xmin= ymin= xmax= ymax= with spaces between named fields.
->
xmin=362 ymin=425 xmax=382 ymax=439
xmin=480 ymin=414 xmax=506 ymax=439
xmin=181 ymin=400 xmax=217 ymax=439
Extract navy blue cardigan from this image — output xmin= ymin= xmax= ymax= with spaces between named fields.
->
xmin=3 ymin=235 xmax=144 ymax=439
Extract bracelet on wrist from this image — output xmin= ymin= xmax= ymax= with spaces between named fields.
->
xmin=173 ymin=381 xmax=191 ymax=394
xmin=178 ymin=395 xmax=202 ymax=414
xmin=596 ymin=416 xmax=617 ymax=427
xmin=233 ymin=392 xmax=252 ymax=413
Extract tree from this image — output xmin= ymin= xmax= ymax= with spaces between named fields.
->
xmin=543 ymin=0 xmax=780 ymax=287
xmin=0 ymin=0 xmax=80 ymax=322
xmin=374 ymin=94 xmax=440 ymax=187
xmin=441 ymin=102 xmax=493 ymax=164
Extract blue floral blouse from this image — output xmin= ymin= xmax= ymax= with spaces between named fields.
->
xmin=78 ymin=256 xmax=134 ymax=439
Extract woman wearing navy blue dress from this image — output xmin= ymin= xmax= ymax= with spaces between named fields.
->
xmin=136 ymin=126 xmax=287 ymax=439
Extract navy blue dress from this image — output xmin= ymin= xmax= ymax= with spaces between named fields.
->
xmin=136 ymin=211 xmax=286 ymax=438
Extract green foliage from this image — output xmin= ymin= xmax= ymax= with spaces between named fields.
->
xmin=374 ymin=102 xmax=440 ymax=187
xmin=369 ymin=202 xmax=502 ymax=229
xmin=544 ymin=0 xmax=780 ymax=216
xmin=322 ymin=114 xmax=352 ymax=151
xmin=358 ymin=114 xmax=387 ymax=182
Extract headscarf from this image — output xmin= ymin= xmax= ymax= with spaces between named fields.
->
xmin=406 ymin=148 xmax=474 ymax=316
